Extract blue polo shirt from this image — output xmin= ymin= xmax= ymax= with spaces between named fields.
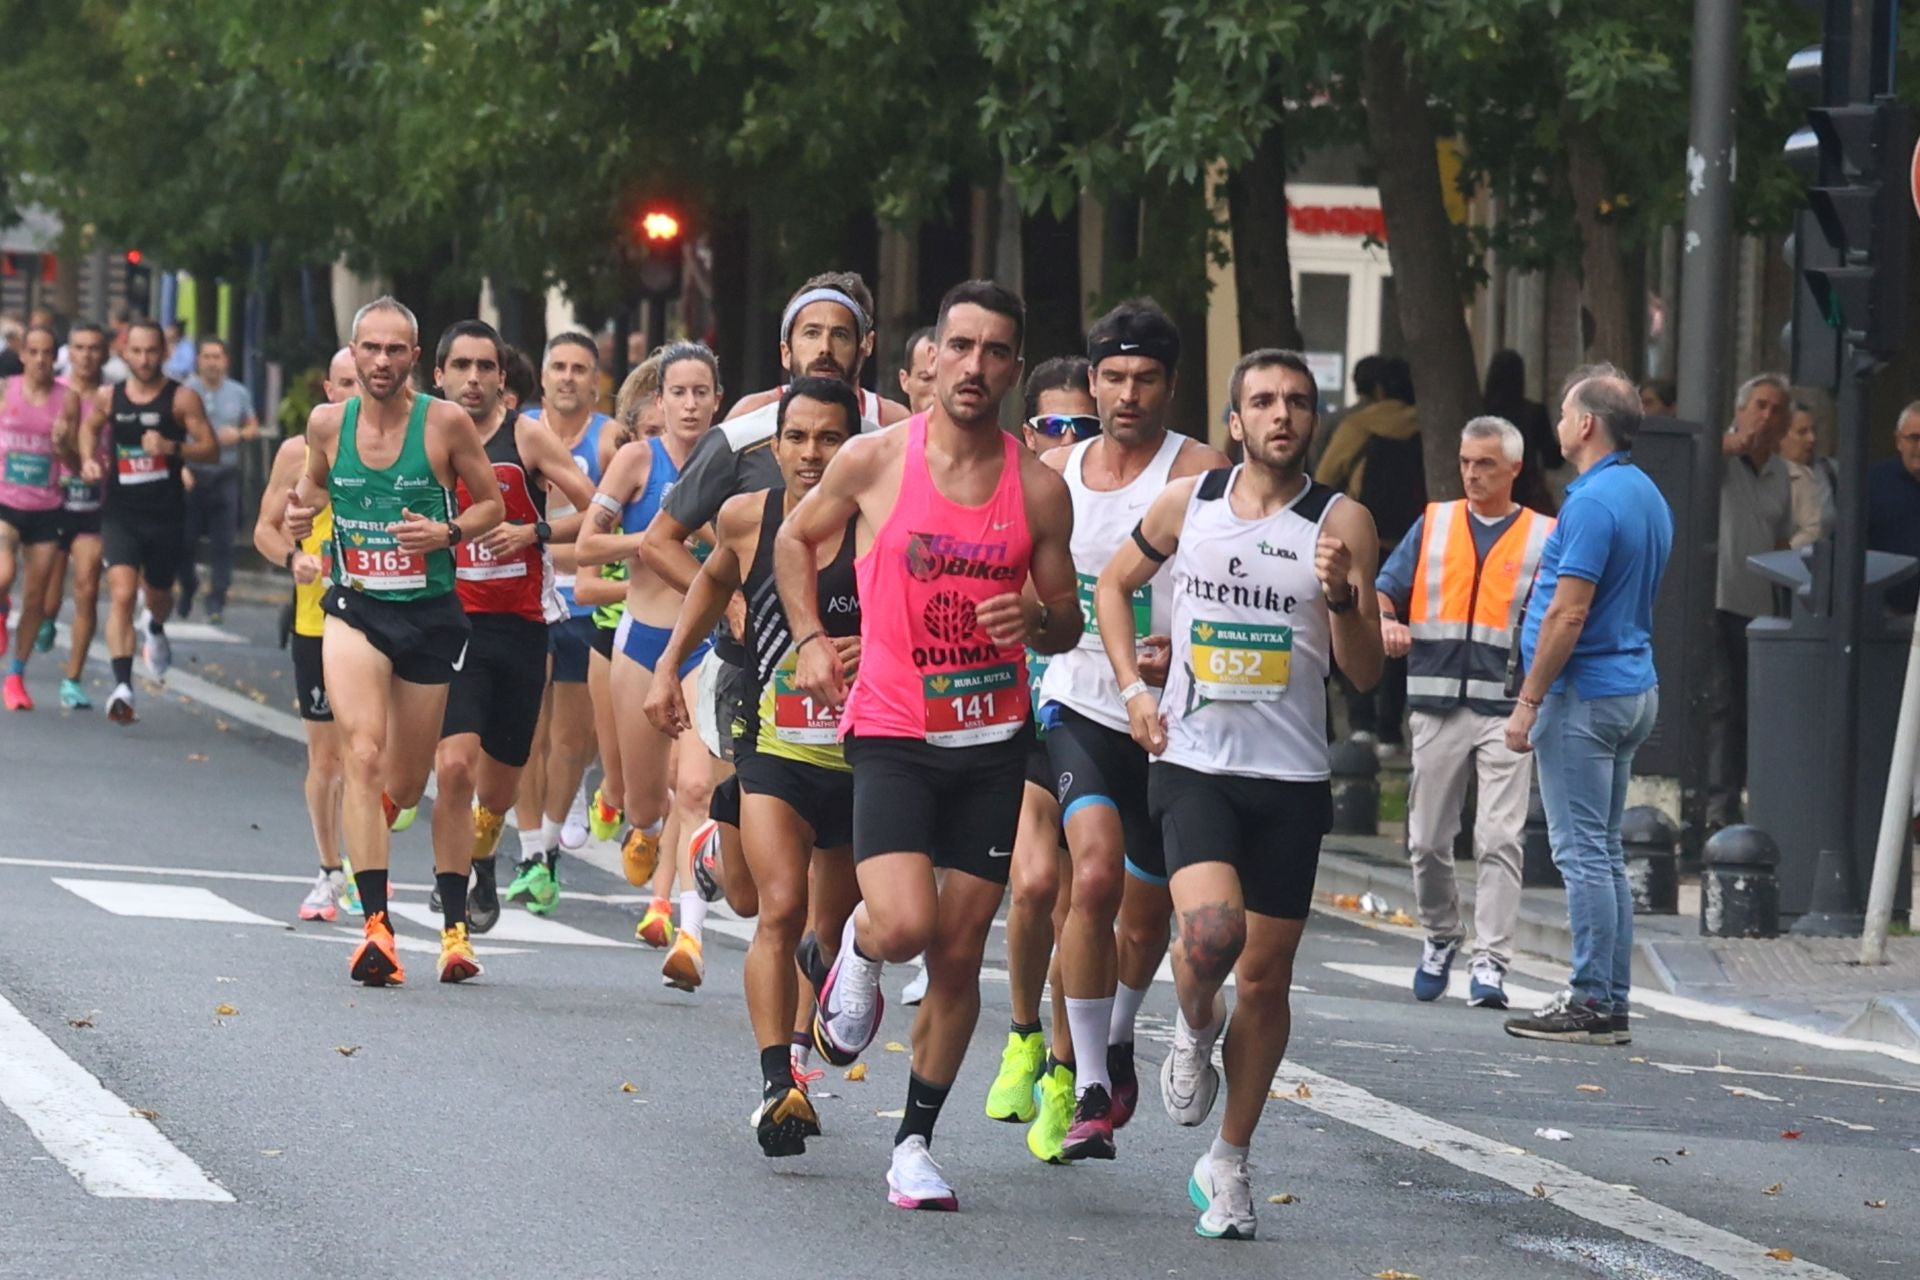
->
xmin=1519 ymin=453 xmax=1672 ymax=698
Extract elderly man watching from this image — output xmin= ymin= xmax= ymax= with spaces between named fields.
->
xmin=1377 ymin=416 xmax=1554 ymax=1011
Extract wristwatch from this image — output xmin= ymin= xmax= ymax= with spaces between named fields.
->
xmin=534 ymin=519 xmax=552 ymax=545
xmin=1326 ymin=586 xmax=1357 ymax=614
xmin=1032 ymin=602 xmax=1052 ymax=638
xmin=445 ymin=521 xmax=464 ymax=547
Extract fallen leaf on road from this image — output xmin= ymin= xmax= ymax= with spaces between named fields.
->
xmin=215 ymin=976 xmax=235 ymax=983
xmin=1628 ymin=1056 xmax=1646 ymax=1064
xmin=67 ymin=1016 xmax=93 ymax=1028
xmin=248 ymin=689 xmax=267 ymax=704
xmin=1385 ymin=911 xmax=1418 ymax=927
xmin=131 ymin=1108 xmax=158 ymax=1120
xmin=215 ymin=718 xmax=230 ymax=731
xmin=1331 ymin=893 xmax=1362 ymax=910
xmin=261 ymin=1149 xmax=283 ymax=1156
xmin=1866 ymin=1199 xmax=1888 ymax=1209
xmin=1534 ymin=1127 xmax=1572 ymax=1142
xmin=1529 ymin=1183 xmax=1549 ymax=1199
xmin=1781 ymin=1130 xmax=1802 ymax=1140
xmin=884 ymin=1041 xmax=907 ymax=1053
xmin=1374 ymin=1271 xmax=1421 ymax=1279
xmin=619 ymin=1082 xmax=637 ymax=1093
xmin=1676 ymin=1148 xmax=1690 ymax=1156
xmin=844 ymin=1063 xmax=868 ymax=1081
xmin=875 ymin=1108 xmax=905 ymax=1119
xmin=1268 ymin=1193 xmax=1296 ymax=1204
xmin=1294 ymin=1083 xmax=1312 ymax=1098
xmin=1763 ymin=1183 xmax=1783 ymax=1196
xmin=1723 ymin=1085 xmax=1782 ymax=1102
xmin=333 ymin=1045 xmax=360 ymax=1057
xmin=1653 ymin=1156 xmax=1672 ymax=1165
xmin=1765 ymin=1248 xmax=1795 ymax=1261
xmin=1576 ymin=1084 xmax=1606 ymax=1094
xmin=214 ymin=1004 xmax=237 ymax=1016
xmin=187 ymin=753 xmax=208 ymax=763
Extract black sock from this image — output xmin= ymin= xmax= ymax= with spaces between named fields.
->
xmin=111 ymin=656 xmax=133 ymax=684
xmin=148 ymin=621 xmax=164 ymax=636
xmin=1045 ymin=1054 xmax=1074 ymax=1076
xmin=320 ymin=865 xmax=334 ymax=878
xmin=356 ymin=869 xmax=389 ymax=920
xmin=546 ymin=850 xmax=561 ymax=881
xmin=760 ymin=1045 xmax=794 ymax=1095
xmin=436 ymin=871 xmax=468 ymax=927
xmin=894 ymin=1072 xmax=950 ymax=1147
xmin=1012 ymin=1018 xmax=1043 ymax=1037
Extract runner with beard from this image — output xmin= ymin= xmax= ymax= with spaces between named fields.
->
xmin=39 ymin=323 xmax=109 ymax=709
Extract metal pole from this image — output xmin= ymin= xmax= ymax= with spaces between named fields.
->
xmin=1672 ymin=0 xmax=1740 ymax=853
xmin=1863 ymin=615 xmax=1920 ymax=961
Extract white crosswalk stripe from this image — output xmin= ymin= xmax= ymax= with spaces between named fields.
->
xmin=51 ymin=878 xmax=287 ymax=929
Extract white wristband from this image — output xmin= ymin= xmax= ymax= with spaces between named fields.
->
xmin=590 ymin=491 xmax=622 ymax=516
xmin=1119 ymin=680 xmax=1150 ymax=704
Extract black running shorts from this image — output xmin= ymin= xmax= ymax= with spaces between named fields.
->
xmin=57 ymin=508 xmax=102 ymax=551
xmin=709 ymin=772 xmax=742 ymax=828
xmin=0 ymin=503 xmax=64 ymax=546
xmin=1148 ymin=762 xmax=1331 ymax=920
xmin=590 ymin=620 xmax=616 ymax=660
xmin=102 ymin=514 xmax=183 ymax=588
xmin=321 ymin=586 xmax=470 ymax=687
xmin=549 ymin=613 xmax=595 ymax=684
xmin=1046 ymin=706 xmax=1165 ymax=884
xmin=291 ymin=631 xmax=332 ymax=722
xmin=738 ymin=752 xmax=855 ymax=849
xmin=441 ymin=613 xmax=550 ymax=766
xmin=845 ymin=730 xmax=1030 ymax=886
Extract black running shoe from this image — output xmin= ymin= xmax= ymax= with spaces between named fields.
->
xmin=1503 ymin=991 xmax=1612 ymax=1044
xmin=755 ymin=1084 xmax=821 ymax=1158
xmin=468 ymin=856 xmax=500 ymax=934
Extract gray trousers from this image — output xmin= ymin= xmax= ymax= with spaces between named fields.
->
xmin=1405 ymin=706 xmax=1532 ymax=966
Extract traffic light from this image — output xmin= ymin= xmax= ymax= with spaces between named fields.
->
xmin=629 ymin=203 xmax=684 ymax=300
xmin=124 ymin=249 xmax=153 ymax=316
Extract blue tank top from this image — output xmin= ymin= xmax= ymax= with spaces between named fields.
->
xmin=622 ymin=437 xmax=680 ymax=535
xmin=527 ymin=409 xmax=608 ymax=617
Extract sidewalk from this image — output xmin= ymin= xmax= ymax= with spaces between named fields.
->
xmin=1316 ymin=831 xmax=1920 ymax=1050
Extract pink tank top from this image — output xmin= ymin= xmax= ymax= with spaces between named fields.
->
xmin=841 ymin=413 xmax=1033 ymax=746
xmin=0 ymin=375 xmax=64 ymax=512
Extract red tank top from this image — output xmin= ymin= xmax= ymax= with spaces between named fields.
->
xmin=841 ymin=413 xmax=1032 ymax=746
xmin=455 ymin=414 xmax=551 ymax=621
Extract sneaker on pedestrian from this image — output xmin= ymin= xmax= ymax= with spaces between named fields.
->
xmin=1611 ymin=1009 xmax=1632 ymax=1045
xmin=1466 ymin=956 xmax=1508 ymax=1009
xmin=1412 ymin=936 xmax=1460 ymax=1002
xmin=58 ymin=677 xmax=90 ymax=709
xmin=813 ymin=914 xmax=884 ymax=1065
xmin=1189 ymin=1149 xmax=1256 ymax=1240
xmin=1161 ymin=991 xmax=1226 ymax=1127
xmin=886 ymin=1135 xmax=957 ymax=1211
xmin=1503 ymin=989 xmax=1611 ymax=1043
xmin=298 ymin=870 xmax=339 ymax=922
xmin=560 ymin=783 xmax=590 ymax=851
xmin=142 ymin=627 xmax=171 ymax=682
xmin=207 ymin=608 xmax=223 ymax=627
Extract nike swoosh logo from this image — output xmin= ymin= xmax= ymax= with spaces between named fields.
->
xmin=1120 ymin=343 xmax=1139 ymax=351
xmin=987 ymin=848 xmax=1012 ymax=859
xmin=991 ymin=521 xmax=1011 ymax=531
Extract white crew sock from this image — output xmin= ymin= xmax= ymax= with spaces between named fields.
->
xmin=518 ymin=829 xmax=546 ymax=862
xmin=641 ymin=816 xmax=665 ymax=837
xmin=1065 ymin=996 xmax=1115 ymax=1096
xmin=1110 ymin=981 xmax=1148 ymax=1046
xmin=1209 ymin=1133 xmax=1249 ymax=1164
xmin=541 ymin=817 xmax=561 ymax=851
xmin=679 ymin=890 xmax=707 ymax=941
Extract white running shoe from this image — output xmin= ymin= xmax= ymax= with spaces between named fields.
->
xmin=298 ymin=870 xmax=339 ymax=922
xmin=1189 ymin=1150 xmax=1256 ymax=1240
xmin=106 ymin=682 xmax=137 ymax=725
xmin=560 ymin=782 xmax=590 ymax=851
xmin=814 ymin=913 xmax=885 ymax=1063
xmin=142 ymin=628 xmax=171 ymax=682
xmin=900 ymin=963 xmax=929 ymax=1006
xmin=886 ymin=1135 xmax=958 ymax=1211
xmin=1160 ymin=990 xmax=1226 ymax=1127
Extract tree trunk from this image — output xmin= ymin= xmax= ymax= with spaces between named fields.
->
xmin=1565 ymin=126 xmax=1636 ymax=372
xmin=1227 ymin=104 xmax=1304 ymax=352
xmin=1360 ymin=34 xmax=1481 ymax=502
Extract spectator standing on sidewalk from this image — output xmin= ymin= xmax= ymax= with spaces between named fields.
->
xmin=1482 ymin=348 xmax=1561 ymax=514
xmin=1377 ymin=416 xmax=1552 ymax=1011
xmin=1868 ymin=401 xmax=1920 ymax=617
xmin=1502 ymin=366 xmax=1671 ymax=1045
xmin=179 ymin=336 xmax=260 ymax=624
xmin=1709 ymin=373 xmax=1793 ymax=829
xmin=1783 ymin=396 xmax=1835 ymax=549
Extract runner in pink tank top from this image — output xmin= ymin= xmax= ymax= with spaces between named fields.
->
xmin=0 ymin=325 xmax=83 ymax=710
xmin=773 ymin=281 xmax=1081 ymax=1212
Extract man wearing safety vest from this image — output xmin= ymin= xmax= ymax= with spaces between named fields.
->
xmin=1375 ymin=415 xmax=1554 ymax=1011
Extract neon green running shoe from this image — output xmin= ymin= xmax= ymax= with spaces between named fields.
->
xmin=505 ymin=860 xmax=560 ymax=915
xmin=588 ymin=788 xmax=622 ymax=842
xmin=985 ymin=1030 xmax=1045 ymax=1122
xmin=338 ymin=855 xmax=363 ymax=916
xmin=1026 ymin=1061 xmax=1076 ymax=1164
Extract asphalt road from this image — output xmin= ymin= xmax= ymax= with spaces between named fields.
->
xmin=2 ymin=594 xmax=1917 ymax=1280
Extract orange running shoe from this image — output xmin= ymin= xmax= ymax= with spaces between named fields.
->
xmin=635 ymin=896 xmax=675 ymax=948
xmin=437 ymin=923 xmax=482 ymax=984
xmin=662 ymin=931 xmax=704 ymax=991
xmin=381 ymin=792 xmax=400 ymax=830
xmin=349 ymin=911 xmax=406 ymax=987
xmin=621 ymin=826 xmax=661 ymax=886
xmin=3 ymin=673 xmax=33 ymax=712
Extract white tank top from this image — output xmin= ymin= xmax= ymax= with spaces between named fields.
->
xmin=1040 ymin=431 xmax=1185 ymax=732
xmin=1160 ymin=467 xmax=1341 ymax=781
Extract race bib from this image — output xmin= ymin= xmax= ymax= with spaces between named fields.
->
xmin=1190 ymin=619 xmax=1291 ymax=702
xmin=923 ymin=662 xmax=1024 ymax=747
xmin=1075 ymin=572 xmax=1150 ymax=640
xmin=340 ymin=542 xmax=426 ymax=592
xmin=115 ymin=447 xmax=166 ymax=485
xmin=64 ymin=475 xmax=102 ymax=511
xmin=4 ymin=450 xmax=52 ymax=489
xmin=455 ymin=538 xmax=527 ymax=581
xmin=772 ymin=658 xmax=840 ymax=745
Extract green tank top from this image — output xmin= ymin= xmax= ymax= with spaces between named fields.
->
xmin=591 ymin=557 xmax=629 ymax=630
xmin=329 ymin=395 xmax=454 ymax=601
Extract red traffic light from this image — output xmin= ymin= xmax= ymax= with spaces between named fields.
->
xmin=639 ymin=210 xmax=680 ymax=243
xmin=125 ymin=248 xmax=143 ymax=265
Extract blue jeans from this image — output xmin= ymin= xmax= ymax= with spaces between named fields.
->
xmin=1531 ymin=686 xmax=1659 ymax=1012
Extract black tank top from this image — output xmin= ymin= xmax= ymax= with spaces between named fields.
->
xmin=744 ymin=487 xmax=859 ymax=691
xmin=106 ymin=378 xmax=187 ymax=518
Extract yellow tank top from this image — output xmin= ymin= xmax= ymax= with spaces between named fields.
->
xmin=293 ymin=445 xmax=334 ymax=637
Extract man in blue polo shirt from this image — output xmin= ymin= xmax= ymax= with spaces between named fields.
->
xmin=1501 ymin=364 xmax=1672 ymax=1045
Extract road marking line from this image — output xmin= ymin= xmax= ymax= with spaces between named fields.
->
xmin=292 ymin=931 xmax=529 ymax=958
xmin=1321 ymin=961 xmax=1559 ymax=1009
xmin=51 ymin=878 xmax=285 ymax=929
xmin=1281 ymin=1062 xmax=1846 ymax=1280
xmin=1647 ymin=1060 xmax=1920 ymax=1094
xmin=0 ymin=856 xmax=644 ymax=905
xmin=0 ymin=992 xmax=233 ymax=1201
xmin=387 ymin=903 xmax=634 ymax=949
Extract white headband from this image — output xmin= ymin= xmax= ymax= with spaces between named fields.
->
xmin=781 ymin=288 xmax=871 ymax=344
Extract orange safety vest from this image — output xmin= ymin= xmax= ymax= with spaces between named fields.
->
xmin=1406 ymin=500 xmax=1554 ymax=714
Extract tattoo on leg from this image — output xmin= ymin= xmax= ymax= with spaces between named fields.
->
xmin=1178 ymin=901 xmax=1245 ymax=985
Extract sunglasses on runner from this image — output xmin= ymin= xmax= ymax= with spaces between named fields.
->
xmin=1026 ymin=413 xmax=1102 ymax=441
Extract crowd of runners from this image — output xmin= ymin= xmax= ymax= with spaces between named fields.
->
xmin=0 ymin=267 xmax=1655 ymax=1240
